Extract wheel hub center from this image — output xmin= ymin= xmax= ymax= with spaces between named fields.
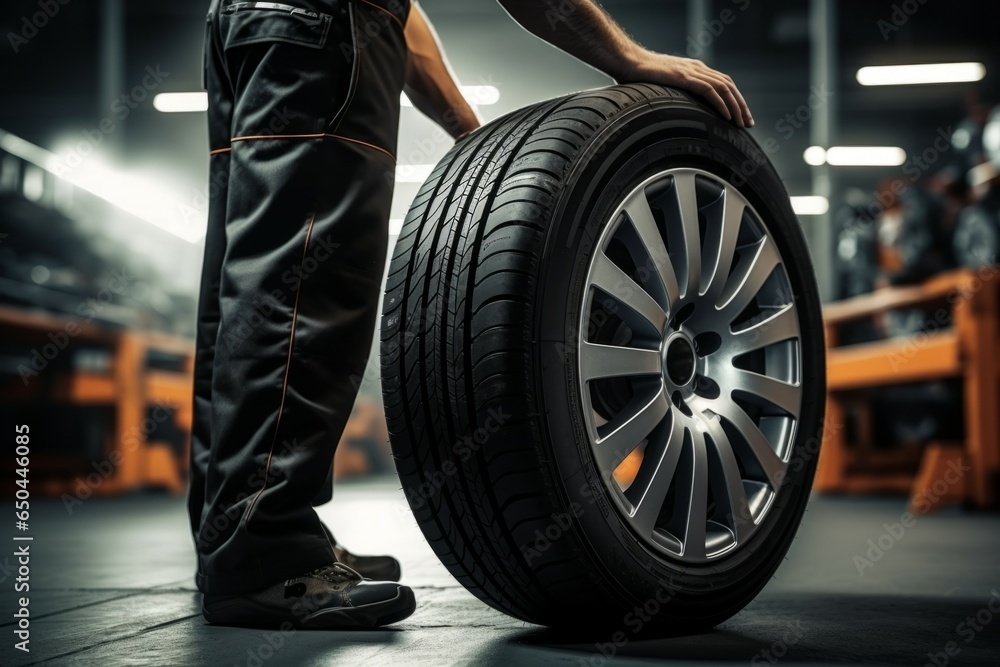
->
xmin=664 ymin=334 xmax=697 ymax=387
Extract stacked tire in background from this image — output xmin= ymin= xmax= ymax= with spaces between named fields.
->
xmin=381 ymin=86 xmax=825 ymax=631
xmin=954 ymin=107 xmax=1000 ymax=266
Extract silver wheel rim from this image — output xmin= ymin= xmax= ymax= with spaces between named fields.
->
xmin=578 ymin=168 xmax=802 ymax=563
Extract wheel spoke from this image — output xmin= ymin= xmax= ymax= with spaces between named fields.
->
xmin=580 ymin=342 xmax=662 ymax=382
xmin=590 ymin=251 xmax=667 ymax=333
xmin=672 ymin=172 xmax=702 ymax=299
xmin=682 ymin=427 xmax=709 ymax=559
xmin=630 ymin=413 xmax=685 ymax=535
xmin=732 ymin=370 xmax=801 ymax=416
xmin=702 ymin=189 xmax=745 ymax=302
xmin=718 ymin=399 xmax=786 ymax=486
xmin=720 ymin=234 xmax=780 ymax=320
xmin=595 ymin=388 xmax=669 ymax=473
xmin=730 ymin=304 xmax=799 ymax=355
xmin=704 ymin=417 xmax=753 ymax=540
xmin=625 ymin=192 xmax=681 ymax=308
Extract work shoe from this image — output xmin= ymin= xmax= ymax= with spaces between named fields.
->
xmin=322 ymin=523 xmax=402 ymax=582
xmin=202 ymin=562 xmax=416 ymax=629
xmin=332 ymin=544 xmax=402 ymax=582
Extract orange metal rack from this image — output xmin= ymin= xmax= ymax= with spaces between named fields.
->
xmin=0 ymin=305 xmax=193 ymax=496
xmin=817 ymin=268 xmax=1000 ymax=511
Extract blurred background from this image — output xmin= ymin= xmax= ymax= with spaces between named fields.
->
xmin=1 ymin=0 xmax=999 ymax=508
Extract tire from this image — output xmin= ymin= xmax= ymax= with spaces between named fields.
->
xmin=381 ymin=84 xmax=825 ymax=632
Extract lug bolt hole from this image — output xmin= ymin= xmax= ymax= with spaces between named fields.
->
xmin=693 ymin=332 xmax=722 ymax=357
xmin=670 ymin=302 xmax=696 ymax=330
xmin=671 ymin=390 xmax=693 ymax=417
xmin=694 ymin=376 xmax=721 ymax=400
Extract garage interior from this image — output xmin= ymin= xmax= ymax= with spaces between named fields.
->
xmin=2 ymin=0 xmax=1000 ymax=665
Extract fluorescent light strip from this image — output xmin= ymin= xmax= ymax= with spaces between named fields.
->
xmin=857 ymin=62 xmax=986 ymax=86
xmin=153 ymin=92 xmax=209 ymax=113
xmin=401 ymin=85 xmax=500 ymax=108
xmin=803 ymin=146 xmax=907 ymax=167
xmin=790 ymin=196 xmax=829 ymax=216
xmin=0 ymin=130 xmax=203 ymax=242
xmin=826 ymin=146 xmax=907 ymax=166
xmin=0 ymin=132 xmax=60 ymax=171
xmin=156 ymin=86 xmax=502 ymax=113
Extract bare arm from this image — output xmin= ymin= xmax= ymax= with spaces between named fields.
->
xmin=404 ymin=3 xmax=482 ymax=140
xmin=496 ymin=0 xmax=753 ymax=127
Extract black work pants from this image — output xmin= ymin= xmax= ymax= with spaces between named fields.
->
xmin=187 ymin=0 xmax=410 ymax=595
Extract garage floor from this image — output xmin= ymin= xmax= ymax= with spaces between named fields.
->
xmin=4 ymin=479 xmax=999 ymax=667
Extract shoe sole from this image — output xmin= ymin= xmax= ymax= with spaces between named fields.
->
xmin=203 ymin=586 xmax=416 ymax=630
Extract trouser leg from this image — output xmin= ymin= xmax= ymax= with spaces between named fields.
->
xmin=191 ymin=0 xmax=410 ymax=595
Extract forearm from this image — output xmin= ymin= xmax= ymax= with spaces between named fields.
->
xmin=496 ymin=0 xmax=753 ymax=127
xmin=496 ymin=0 xmax=642 ymax=82
xmin=405 ymin=3 xmax=481 ymax=139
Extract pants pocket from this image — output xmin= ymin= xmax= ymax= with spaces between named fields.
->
xmin=219 ymin=1 xmax=354 ymax=137
xmin=219 ymin=1 xmax=335 ymax=50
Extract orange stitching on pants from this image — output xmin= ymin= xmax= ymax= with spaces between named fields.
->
xmin=326 ymin=134 xmax=396 ymax=162
xmin=231 ymin=132 xmax=325 ymax=142
xmin=224 ymin=133 xmax=396 ymax=162
xmin=242 ymin=212 xmax=317 ymax=556
xmin=209 ymin=147 xmax=231 ymax=155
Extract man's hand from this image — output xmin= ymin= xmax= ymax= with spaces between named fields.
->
xmin=498 ymin=0 xmax=754 ymax=128
xmin=616 ymin=50 xmax=753 ymax=128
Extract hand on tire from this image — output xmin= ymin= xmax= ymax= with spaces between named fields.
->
xmin=617 ymin=51 xmax=754 ymax=128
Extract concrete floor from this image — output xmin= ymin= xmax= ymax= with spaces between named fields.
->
xmin=2 ymin=480 xmax=998 ymax=666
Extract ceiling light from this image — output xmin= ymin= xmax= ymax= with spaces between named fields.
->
xmin=857 ymin=62 xmax=986 ymax=86
xmin=826 ymin=146 xmax=906 ymax=166
xmin=803 ymin=146 xmax=906 ymax=167
xmin=803 ymin=146 xmax=827 ymax=166
xmin=790 ymin=196 xmax=829 ymax=216
xmin=153 ymin=92 xmax=209 ymax=113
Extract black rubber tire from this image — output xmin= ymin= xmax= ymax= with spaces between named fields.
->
xmin=381 ymin=84 xmax=825 ymax=632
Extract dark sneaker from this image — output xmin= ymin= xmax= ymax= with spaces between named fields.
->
xmin=202 ymin=563 xmax=415 ymax=629
xmin=322 ymin=524 xmax=402 ymax=582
